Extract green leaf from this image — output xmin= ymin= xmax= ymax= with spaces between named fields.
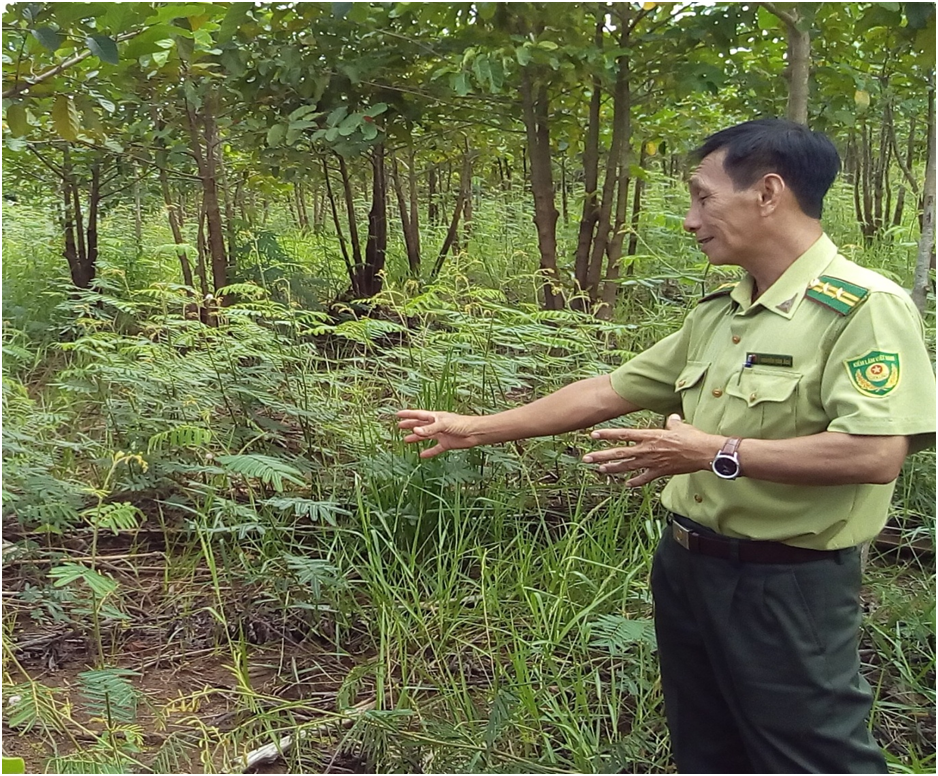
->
xmin=87 ymin=35 xmax=119 ymax=65
xmin=477 ymin=3 xmax=497 ymax=22
xmin=31 ymin=27 xmax=64 ymax=52
xmin=515 ymin=45 xmax=531 ymax=67
xmin=289 ymin=104 xmax=321 ymax=121
xmin=219 ymin=3 xmax=252 ymax=43
xmin=50 ymin=563 xmax=118 ymax=598
xmin=266 ymin=123 xmax=286 ymax=147
xmin=216 ymin=454 xmax=305 ymax=492
xmin=905 ymin=2 xmax=934 ymax=30
xmin=78 ymin=668 xmax=141 ymax=725
xmin=152 ymin=49 xmax=171 ymax=68
xmin=332 ymin=2 xmax=352 ymax=18
xmin=122 ymin=26 xmax=177 ymax=60
xmin=361 ymin=121 xmax=378 ymax=141
xmin=2 ymin=757 xmax=26 ymax=774
xmin=84 ymin=503 xmax=142 ymax=534
xmin=5 ymin=104 xmax=29 ymax=137
xmin=856 ymin=4 xmax=903 ymax=34
xmin=338 ymin=112 xmax=361 ymax=136
xmin=52 ymin=96 xmax=80 ymax=142
xmin=326 ymin=106 xmax=348 ymax=126
xmin=914 ymin=22 xmax=936 ymax=67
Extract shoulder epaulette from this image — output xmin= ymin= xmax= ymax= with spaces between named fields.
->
xmin=805 ymin=275 xmax=869 ymax=315
xmin=700 ymin=281 xmax=738 ymax=302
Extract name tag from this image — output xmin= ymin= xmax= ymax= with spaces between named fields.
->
xmin=745 ymin=352 xmax=794 ymax=368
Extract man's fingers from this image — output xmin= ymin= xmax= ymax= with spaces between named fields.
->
xmin=664 ymin=413 xmax=684 ymax=429
xmin=398 ymin=418 xmax=431 ymax=430
xmin=397 ymin=409 xmax=436 ymax=421
xmin=582 ymin=446 xmax=638 ymax=464
xmin=590 ymin=427 xmax=660 ymax=442
xmin=592 ymin=460 xmax=637 ymax=474
xmin=626 ymin=470 xmax=657 ymax=487
xmin=419 ymin=444 xmax=445 ymax=459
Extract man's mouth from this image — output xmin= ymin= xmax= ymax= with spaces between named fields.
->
xmin=697 ymin=237 xmax=713 ymax=246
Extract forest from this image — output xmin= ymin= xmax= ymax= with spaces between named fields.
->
xmin=1 ymin=2 xmax=935 ymax=773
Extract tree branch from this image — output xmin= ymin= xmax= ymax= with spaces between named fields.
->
xmin=3 ymin=30 xmax=141 ymax=99
xmin=760 ymin=1 xmax=798 ymax=27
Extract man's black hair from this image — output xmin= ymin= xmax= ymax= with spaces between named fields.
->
xmin=692 ymin=118 xmax=840 ymax=219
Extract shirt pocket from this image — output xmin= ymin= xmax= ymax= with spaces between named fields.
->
xmin=724 ymin=367 xmax=802 ymax=438
xmin=675 ymin=360 xmax=709 ymax=423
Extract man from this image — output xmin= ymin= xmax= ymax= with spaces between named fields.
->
xmin=397 ymin=119 xmax=936 ymax=773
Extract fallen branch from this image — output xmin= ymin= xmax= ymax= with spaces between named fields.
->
xmin=239 ymin=698 xmax=376 ymax=772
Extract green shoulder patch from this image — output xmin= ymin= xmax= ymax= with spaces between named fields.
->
xmin=700 ymin=281 xmax=738 ymax=303
xmin=805 ymin=275 xmax=869 ymax=315
xmin=845 ymin=350 xmax=900 ymax=397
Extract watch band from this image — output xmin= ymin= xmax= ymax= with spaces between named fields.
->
xmin=720 ymin=437 xmax=742 ymax=457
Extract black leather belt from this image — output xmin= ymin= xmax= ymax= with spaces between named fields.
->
xmin=670 ymin=518 xmax=840 ymax=564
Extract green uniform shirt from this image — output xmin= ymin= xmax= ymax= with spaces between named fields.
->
xmin=610 ymin=234 xmax=937 ymax=550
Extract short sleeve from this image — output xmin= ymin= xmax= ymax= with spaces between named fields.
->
xmin=822 ymin=290 xmax=936 ymax=451
xmin=609 ymin=326 xmax=690 ymax=414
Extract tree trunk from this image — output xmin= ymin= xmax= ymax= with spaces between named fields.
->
xmin=338 ymin=154 xmax=364 ymax=282
xmin=463 ymin=165 xmax=473 ymax=245
xmin=323 ymin=157 xmax=356 ymax=289
xmin=573 ymin=13 xmax=604 ymax=307
xmin=519 ymin=67 xmax=562 ymax=310
xmin=86 ymin=163 xmax=100 ymax=278
xmin=560 ymin=154 xmax=568 ymax=225
xmin=218 ymin=147 xmax=238 ymax=272
xmin=762 ymin=3 xmax=810 ymax=125
xmin=133 ymin=168 xmax=143 ymax=257
xmin=785 ymin=15 xmax=810 ymax=125
xmin=408 ymin=147 xmax=421 ymax=261
xmin=185 ymin=87 xmax=228 ymax=292
xmin=159 ymin=165 xmax=195 ymax=288
xmin=599 ymin=47 xmax=633 ymax=319
xmin=431 ymin=148 xmax=472 ymax=280
xmin=912 ymin=86 xmax=936 ymax=313
xmin=428 ymin=165 xmax=438 ymax=225
xmin=584 ymin=20 xmax=632 ymax=312
xmin=891 ymin=114 xmax=918 ymax=227
xmin=357 ymin=143 xmax=388 ymax=297
xmin=627 ymin=143 xmax=649 ymax=261
xmin=60 ymin=146 xmax=96 ymax=289
xmin=195 ymin=204 xmax=211 ymax=299
xmin=391 ymin=151 xmax=421 ymax=275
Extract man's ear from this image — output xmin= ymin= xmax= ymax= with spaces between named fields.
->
xmin=757 ymin=173 xmax=786 ymax=214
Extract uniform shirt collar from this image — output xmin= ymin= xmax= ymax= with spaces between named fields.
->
xmin=729 ymin=233 xmax=839 ymax=318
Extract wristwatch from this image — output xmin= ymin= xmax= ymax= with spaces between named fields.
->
xmin=711 ymin=437 xmax=742 ymax=480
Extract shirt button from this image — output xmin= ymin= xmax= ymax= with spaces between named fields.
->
xmin=750 ymin=392 xmax=757 ymax=401
xmin=732 ymin=335 xmax=741 ymax=344
xmin=678 ymin=379 xmax=686 ymax=387
xmin=712 ymin=388 xmax=723 ymax=397
xmin=694 ymin=494 xmax=703 ymax=503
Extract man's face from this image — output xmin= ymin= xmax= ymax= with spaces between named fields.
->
xmin=683 ymin=149 xmax=763 ymax=267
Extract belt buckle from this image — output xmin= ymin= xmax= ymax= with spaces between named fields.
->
xmin=672 ymin=521 xmax=692 ymax=550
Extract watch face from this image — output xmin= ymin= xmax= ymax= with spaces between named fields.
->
xmin=713 ymin=456 xmax=739 ymax=477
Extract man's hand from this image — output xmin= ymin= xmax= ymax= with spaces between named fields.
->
xmin=397 ymin=410 xmax=483 ymax=459
xmin=583 ymin=414 xmax=723 ymax=487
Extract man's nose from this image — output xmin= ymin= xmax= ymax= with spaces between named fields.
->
xmin=683 ymin=209 xmax=699 ymax=233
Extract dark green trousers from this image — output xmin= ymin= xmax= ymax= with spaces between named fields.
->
xmin=651 ymin=519 xmax=888 ymax=774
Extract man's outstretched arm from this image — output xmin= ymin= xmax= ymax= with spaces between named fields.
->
xmin=397 ymin=375 xmax=640 ymax=458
